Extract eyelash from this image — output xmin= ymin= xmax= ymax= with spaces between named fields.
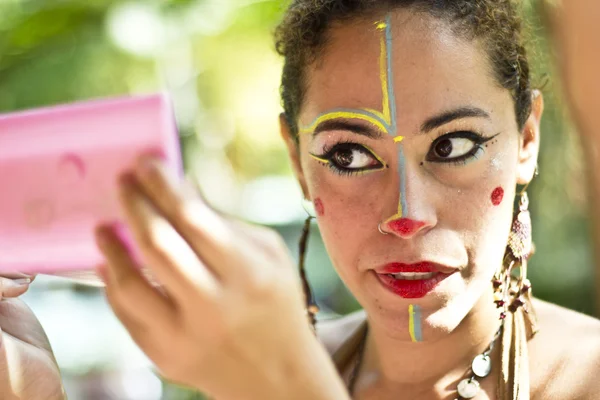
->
xmin=312 ymin=131 xmax=497 ymax=176
xmin=311 ymin=141 xmax=384 ymax=176
xmin=427 ymin=130 xmax=496 ymax=166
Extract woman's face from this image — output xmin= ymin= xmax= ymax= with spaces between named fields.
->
xmin=282 ymin=11 xmax=541 ymax=340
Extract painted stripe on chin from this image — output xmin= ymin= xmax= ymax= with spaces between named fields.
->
xmin=409 ymin=304 xmax=423 ymax=342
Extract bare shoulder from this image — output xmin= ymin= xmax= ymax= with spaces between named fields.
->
xmin=316 ymin=309 xmax=367 ymax=356
xmin=529 ymin=298 xmax=600 ymax=399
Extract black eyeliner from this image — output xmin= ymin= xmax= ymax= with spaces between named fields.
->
xmin=311 ymin=141 xmax=384 ymax=175
xmin=427 ymin=131 xmax=501 ymax=164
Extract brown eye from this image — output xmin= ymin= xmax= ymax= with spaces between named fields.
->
xmin=333 ymin=149 xmax=354 ymax=167
xmin=313 ymin=142 xmax=384 ymax=173
xmin=435 ymin=139 xmax=453 ymax=158
xmin=427 ymin=132 xmax=484 ymax=163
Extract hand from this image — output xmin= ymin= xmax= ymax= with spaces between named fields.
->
xmin=95 ymin=156 xmax=348 ymax=400
xmin=542 ymin=0 xmax=600 ymax=139
xmin=0 ymin=275 xmax=64 ymax=400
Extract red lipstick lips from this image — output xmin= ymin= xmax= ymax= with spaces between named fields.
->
xmin=375 ymin=262 xmax=451 ymax=298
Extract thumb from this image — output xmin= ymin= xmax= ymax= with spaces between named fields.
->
xmin=0 ymin=278 xmax=32 ymax=300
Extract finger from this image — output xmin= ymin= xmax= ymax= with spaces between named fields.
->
xmin=102 ymin=277 xmax=162 ymax=355
xmin=133 ymin=156 xmax=239 ymax=278
xmin=0 ymin=329 xmax=62 ymax=398
xmin=95 ymin=225 xmax=178 ymax=329
xmin=0 ymin=273 xmax=36 ymax=282
xmin=116 ymin=174 xmax=220 ymax=298
xmin=100 ymin=261 xmax=175 ymax=369
xmin=0 ymin=278 xmax=31 ymax=299
xmin=0 ymin=298 xmax=54 ymax=353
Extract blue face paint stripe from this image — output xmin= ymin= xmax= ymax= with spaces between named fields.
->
xmin=385 ymin=14 xmax=398 ymax=135
xmin=397 ymin=146 xmax=409 ymax=216
xmin=413 ymin=305 xmax=423 ymax=341
xmin=384 ymin=13 xmax=408 ymax=217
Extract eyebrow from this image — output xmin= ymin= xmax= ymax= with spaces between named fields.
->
xmin=420 ymin=107 xmax=491 ymax=133
xmin=312 ymin=119 xmax=383 ymax=139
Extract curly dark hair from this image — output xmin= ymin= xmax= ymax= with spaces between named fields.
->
xmin=274 ymin=0 xmax=532 ymax=139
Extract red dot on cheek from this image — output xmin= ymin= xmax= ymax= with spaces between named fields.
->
xmin=314 ymin=198 xmax=325 ymax=216
xmin=491 ymin=187 xmax=504 ymax=206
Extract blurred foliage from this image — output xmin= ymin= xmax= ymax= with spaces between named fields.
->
xmin=0 ymin=0 xmax=595 ymax=398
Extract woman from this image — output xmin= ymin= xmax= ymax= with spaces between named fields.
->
xmin=1 ymin=0 xmax=599 ymax=399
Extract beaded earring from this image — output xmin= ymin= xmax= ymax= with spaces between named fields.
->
xmin=493 ymin=190 xmax=539 ymax=335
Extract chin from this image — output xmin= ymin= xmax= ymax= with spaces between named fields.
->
xmin=354 ymin=270 xmax=486 ymax=340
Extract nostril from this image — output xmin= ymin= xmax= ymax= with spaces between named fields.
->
xmin=388 ymin=218 xmax=426 ymax=236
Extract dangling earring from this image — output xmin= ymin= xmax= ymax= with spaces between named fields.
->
xmin=493 ymin=190 xmax=539 ymax=336
xmin=299 ymin=214 xmax=319 ymax=333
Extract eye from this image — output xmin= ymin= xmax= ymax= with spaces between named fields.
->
xmin=311 ymin=142 xmax=384 ymax=174
xmin=434 ymin=137 xmax=475 ymax=159
xmin=427 ymin=131 xmax=492 ymax=163
xmin=332 ymin=147 xmax=376 ymax=169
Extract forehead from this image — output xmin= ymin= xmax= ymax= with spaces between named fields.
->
xmin=301 ymin=10 xmax=515 ymax=131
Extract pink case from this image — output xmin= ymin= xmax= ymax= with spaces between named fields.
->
xmin=0 ymin=93 xmax=182 ymax=274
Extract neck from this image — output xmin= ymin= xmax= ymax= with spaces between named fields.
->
xmin=357 ymin=288 xmax=502 ymax=397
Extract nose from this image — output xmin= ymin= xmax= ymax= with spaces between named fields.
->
xmin=380 ymin=160 xmax=436 ymax=239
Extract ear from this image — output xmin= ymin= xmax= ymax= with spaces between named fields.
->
xmin=516 ymin=90 xmax=544 ymax=185
xmin=279 ymin=113 xmax=310 ymax=200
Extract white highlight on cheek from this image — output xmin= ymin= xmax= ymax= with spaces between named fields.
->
xmin=490 ymin=157 xmax=502 ymax=170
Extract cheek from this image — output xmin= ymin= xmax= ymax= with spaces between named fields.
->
xmin=305 ymin=168 xmax=388 ymax=270
xmin=313 ymin=185 xmax=383 ymax=234
xmin=452 ymin=183 xmax=514 ymax=279
xmin=305 ymin=162 xmax=387 ymax=224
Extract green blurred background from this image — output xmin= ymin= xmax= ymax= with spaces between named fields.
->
xmin=0 ymin=0 xmax=594 ymax=399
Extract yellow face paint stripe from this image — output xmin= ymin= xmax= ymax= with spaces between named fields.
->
xmin=363 ymin=108 xmax=387 ymax=122
xmin=386 ymin=209 xmax=403 ymax=225
xmin=309 ymin=154 xmax=330 ymax=164
xmin=303 ymin=14 xmax=407 ymax=220
xmin=362 ymin=144 xmax=388 ymax=168
xmin=408 ymin=304 xmax=417 ymax=342
xmin=301 ymin=19 xmax=396 ymax=135
xmin=299 ymin=111 xmax=388 ymax=135
xmin=378 ymin=24 xmax=392 ymax=126
xmin=408 ymin=304 xmax=423 ymax=342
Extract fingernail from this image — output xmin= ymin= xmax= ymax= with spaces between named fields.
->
xmin=13 ymin=278 xmax=31 ymax=286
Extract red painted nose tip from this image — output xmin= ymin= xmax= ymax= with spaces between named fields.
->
xmin=387 ymin=218 xmax=426 ymax=236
